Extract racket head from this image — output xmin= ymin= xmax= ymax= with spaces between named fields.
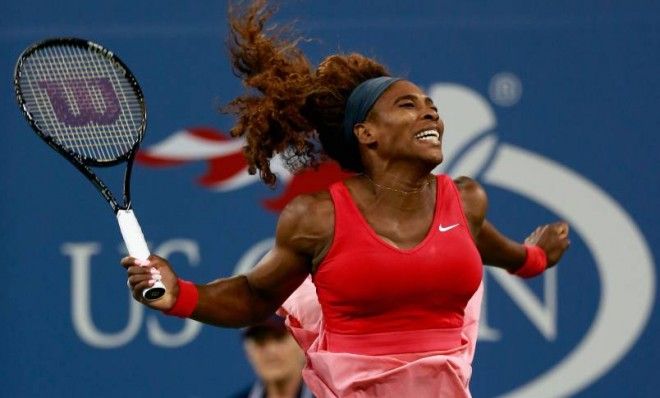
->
xmin=14 ymin=37 xmax=147 ymax=167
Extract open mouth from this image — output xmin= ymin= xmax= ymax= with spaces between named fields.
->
xmin=414 ymin=129 xmax=441 ymax=144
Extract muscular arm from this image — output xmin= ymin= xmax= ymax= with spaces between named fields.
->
xmin=124 ymin=193 xmax=333 ymax=328
xmin=475 ymin=220 xmax=526 ymax=271
xmin=454 ymin=176 xmax=525 ymax=271
xmin=454 ymin=176 xmax=567 ymax=273
xmin=192 ymin=238 xmax=310 ymax=327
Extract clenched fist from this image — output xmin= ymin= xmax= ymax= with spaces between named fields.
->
xmin=525 ymin=222 xmax=570 ymax=267
xmin=121 ymin=255 xmax=179 ymax=311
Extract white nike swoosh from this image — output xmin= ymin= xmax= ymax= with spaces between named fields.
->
xmin=439 ymin=223 xmax=460 ymax=232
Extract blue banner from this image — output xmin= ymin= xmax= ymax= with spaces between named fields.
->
xmin=2 ymin=1 xmax=658 ymax=397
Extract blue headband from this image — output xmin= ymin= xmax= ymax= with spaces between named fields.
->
xmin=343 ymin=76 xmax=402 ymax=144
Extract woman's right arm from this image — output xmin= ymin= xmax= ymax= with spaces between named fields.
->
xmin=122 ymin=193 xmax=333 ymax=328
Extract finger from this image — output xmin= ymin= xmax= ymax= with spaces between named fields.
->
xmin=127 ymin=273 xmax=152 ymax=288
xmin=123 ymin=257 xmax=156 ymax=269
xmin=120 ymin=256 xmax=138 ymax=268
xmin=147 ymin=258 xmax=170 ymax=273
xmin=134 ymin=259 xmax=151 ymax=267
xmin=133 ymin=280 xmax=156 ymax=301
xmin=150 ymin=267 xmax=162 ymax=281
xmin=127 ymin=265 xmax=153 ymax=276
xmin=135 ymin=256 xmax=166 ymax=269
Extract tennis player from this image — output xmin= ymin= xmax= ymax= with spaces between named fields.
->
xmin=123 ymin=1 xmax=570 ymax=396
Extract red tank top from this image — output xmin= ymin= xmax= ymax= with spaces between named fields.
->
xmin=313 ymin=175 xmax=483 ymax=354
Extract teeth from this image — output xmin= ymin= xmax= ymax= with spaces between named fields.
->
xmin=415 ymin=130 xmax=439 ymax=140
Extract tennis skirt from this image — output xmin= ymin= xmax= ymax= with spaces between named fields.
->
xmin=278 ymin=277 xmax=483 ymax=398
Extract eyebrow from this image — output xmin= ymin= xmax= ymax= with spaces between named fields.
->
xmin=393 ymin=94 xmax=435 ymax=106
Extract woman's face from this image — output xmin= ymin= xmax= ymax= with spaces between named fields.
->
xmin=359 ymin=80 xmax=444 ymax=167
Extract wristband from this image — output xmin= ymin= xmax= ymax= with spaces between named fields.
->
xmin=164 ymin=279 xmax=199 ymax=318
xmin=511 ymin=245 xmax=548 ymax=278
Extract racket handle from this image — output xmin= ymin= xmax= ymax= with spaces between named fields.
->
xmin=116 ymin=209 xmax=166 ymax=301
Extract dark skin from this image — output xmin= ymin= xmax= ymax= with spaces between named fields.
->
xmin=123 ymin=80 xmax=570 ymax=327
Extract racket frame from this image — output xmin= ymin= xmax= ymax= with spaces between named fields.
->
xmin=14 ymin=37 xmax=147 ymax=213
xmin=14 ymin=37 xmax=165 ymax=301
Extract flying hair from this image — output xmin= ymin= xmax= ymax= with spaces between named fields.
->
xmin=225 ymin=0 xmax=390 ymax=185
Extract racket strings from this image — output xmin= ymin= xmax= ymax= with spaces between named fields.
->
xmin=27 ymin=48 xmax=101 ymax=158
xmin=18 ymin=44 xmax=144 ymax=162
xmin=69 ymin=45 xmax=124 ymax=161
xmin=38 ymin=47 xmax=105 ymax=160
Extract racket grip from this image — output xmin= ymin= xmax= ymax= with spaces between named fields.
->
xmin=116 ymin=209 xmax=166 ymax=301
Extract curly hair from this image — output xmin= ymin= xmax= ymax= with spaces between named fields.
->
xmin=225 ymin=0 xmax=390 ymax=185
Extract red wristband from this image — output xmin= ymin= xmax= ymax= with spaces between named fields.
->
xmin=164 ymin=279 xmax=199 ymax=318
xmin=511 ymin=245 xmax=548 ymax=278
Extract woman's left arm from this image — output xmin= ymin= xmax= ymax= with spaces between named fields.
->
xmin=455 ymin=176 xmax=570 ymax=273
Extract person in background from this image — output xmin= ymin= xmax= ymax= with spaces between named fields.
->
xmin=231 ymin=315 xmax=314 ymax=398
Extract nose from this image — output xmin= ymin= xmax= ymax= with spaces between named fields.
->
xmin=423 ymin=105 xmax=439 ymax=121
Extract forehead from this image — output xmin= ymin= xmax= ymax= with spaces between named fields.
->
xmin=376 ymin=80 xmax=426 ymax=104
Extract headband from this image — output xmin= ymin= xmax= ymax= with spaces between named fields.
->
xmin=342 ymin=76 xmax=402 ymax=144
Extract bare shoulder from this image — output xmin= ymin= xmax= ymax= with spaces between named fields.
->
xmin=453 ymin=176 xmax=488 ymax=229
xmin=279 ymin=190 xmax=334 ymax=228
xmin=454 ymin=175 xmax=483 ymax=193
xmin=275 ymin=191 xmax=335 ymax=257
xmin=454 ymin=176 xmax=487 ymax=204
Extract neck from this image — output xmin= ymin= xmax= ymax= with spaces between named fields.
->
xmin=264 ymin=376 xmax=301 ymax=398
xmin=365 ymin=158 xmax=436 ymax=188
xmin=364 ymin=173 xmax=432 ymax=195
xmin=361 ymin=165 xmax=435 ymax=211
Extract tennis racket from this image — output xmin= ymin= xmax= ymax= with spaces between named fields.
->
xmin=14 ymin=37 xmax=165 ymax=301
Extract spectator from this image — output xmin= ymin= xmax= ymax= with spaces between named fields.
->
xmin=231 ymin=315 xmax=313 ymax=398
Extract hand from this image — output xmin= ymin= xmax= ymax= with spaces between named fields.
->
xmin=524 ymin=221 xmax=570 ymax=268
xmin=121 ymin=255 xmax=179 ymax=311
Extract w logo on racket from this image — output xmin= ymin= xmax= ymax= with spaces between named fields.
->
xmin=38 ymin=77 xmax=121 ymax=126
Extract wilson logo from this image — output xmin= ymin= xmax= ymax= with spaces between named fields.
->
xmin=39 ymin=77 xmax=121 ymax=126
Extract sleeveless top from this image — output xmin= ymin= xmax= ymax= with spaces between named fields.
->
xmin=312 ymin=174 xmax=483 ymax=355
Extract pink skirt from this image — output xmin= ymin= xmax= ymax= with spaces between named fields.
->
xmin=278 ymin=277 xmax=483 ymax=398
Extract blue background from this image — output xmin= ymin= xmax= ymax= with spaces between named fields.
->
xmin=1 ymin=1 xmax=658 ymax=397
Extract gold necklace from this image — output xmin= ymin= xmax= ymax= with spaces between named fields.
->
xmin=363 ymin=174 xmax=432 ymax=195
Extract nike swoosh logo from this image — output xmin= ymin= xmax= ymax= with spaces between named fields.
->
xmin=439 ymin=223 xmax=460 ymax=232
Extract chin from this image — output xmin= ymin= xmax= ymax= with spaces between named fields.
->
xmin=260 ymin=368 xmax=288 ymax=382
xmin=424 ymin=148 xmax=443 ymax=166
xmin=419 ymin=156 xmax=442 ymax=172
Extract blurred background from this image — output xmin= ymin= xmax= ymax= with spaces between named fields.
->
xmin=1 ymin=1 xmax=658 ymax=397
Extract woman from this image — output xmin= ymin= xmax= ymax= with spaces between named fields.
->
xmin=123 ymin=1 xmax=570 ymax=396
